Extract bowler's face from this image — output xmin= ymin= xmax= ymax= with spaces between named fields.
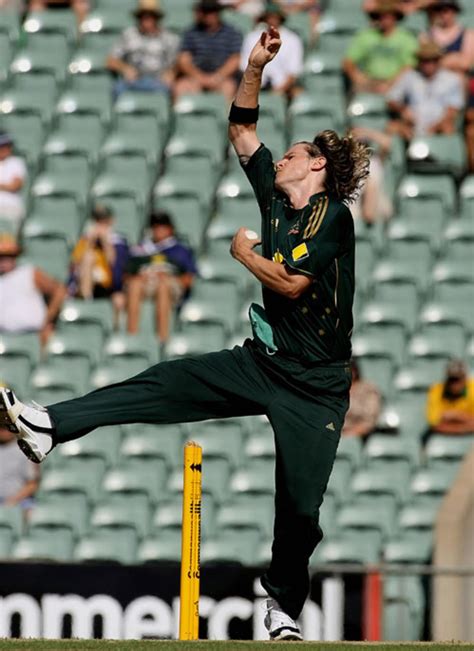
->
xmin=274 ymin=144 xmax=313 ymax=190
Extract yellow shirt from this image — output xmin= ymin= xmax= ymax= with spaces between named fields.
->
xmin=426 ymin=378 xmax=474 ymax=427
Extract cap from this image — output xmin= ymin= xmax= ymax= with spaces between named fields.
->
xmin=417 ymin=40 xmax=443 ymax=60
xmin=150 ymin=211 xmax=174 ymax=228
xmin=368 ymin=0 xmax=404 ymax=19
xmin=133 ymin=0 xmax=164 ymax=19
xmin=91 ymin=204 xmax=113 ymax=221
xmin=0 ymin=233 xmax=21 ymax=256
xmin=446 ymin=358 xmax=467 ymax=380
xmin=194 ymin=0 xmax=224 ymax=12
xmin=427 ymin=0 xmax=461 ymax=12
xmin=0 ymin=131 xmax=13 ymax=148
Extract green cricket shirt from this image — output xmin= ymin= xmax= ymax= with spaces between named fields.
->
xmin=242 ymin=143 xmax=355 ymax=365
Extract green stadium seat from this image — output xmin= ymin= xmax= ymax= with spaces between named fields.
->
xmin=168 ymin=458 xmax=230 ymax=503
xmin=364 ymin=435 xmax=419 ymax=468
xmin=165 ymin=322 xmax=226 ymax=358
xmin=397 ymin=174 xmax=456 ymax=214
xmin=215 ymin=495 xmax=274 ymax=539
xmin=32 ymin=387 xmax=76 ymax=406
xmin=358 ymin=356 xmax=394 ymax=397
xmin=351 ymin=466 xmax=410 ymax=504
xmin=102 ymin=114 xmax=164 ymax=167
xmin=58 ymin=73 xmax=113 ymax=123
xmin=0 ymin=112 xmax=44 ymax=166
xmin=290 ymin=114 xmax=339 ymax=143
xmin=30 ymin=357 xmax=90 ymax=394
xmin=114 ymin=91 xmax=171 ymax=131
xmin=208 ymin=197 xmax=261 ymax=242
xmin=104 ymin=332 xmax=159 ymax=366
xmin=74 ymin=531 xmax=137 ymax=564
xmin=192 ymin=421 xmax=244 ymax=468
xmin=359 ymin=298 xmax=418 ymax=333
xmin=432 ymin=257 xmax=474 ymax=285
xmin=326 ymin=457 xmax=352 ymax=502
xmin=347 ymin=92 xmax=388 ymax=127
xmin=68 ymin=31 xmax=116 ymax=74
xmin=408 ymin=325 xmax=465 ymax=361
xmin=443 ymin=216 xmax=474 ymax=245
xmin=0 ymin=505 xmax=23 ymax=539
xmin=410 ymin=467 xmax=458 ymax=499
xmin=46 ymin=330 xmax=101 ymax=365
xmin=96 ymin=195 xmax=145 ymax=243
xmin=0 ymin=355 xmax=30 ymax=394
xmin=11 ymin=34 xmax=69 ymax=83
xmin=39 ymin=463 xmax=104 ymax=502
xmin=198 ymin=249 xmax=250 ymax=293
xmin=22 ymin=233 xmax=70 ymax=282
xmin=398 ymin=499 xmax=439 ymax=533
xmin=0 ymin=332 xmax=40 ymax=366
xmin=28 ymin=499 xmax=89 ymax=538
xmin=336 ymin=436 xmax=363 ymax=468
xmin=311 ymin=534 xmax=380 ymax=565
xmin=318 ymin=8 xmax=367 ymax=34
xmin=394 ymin=358 xmax=446 ymax=393
xmin=121 ymin=424 xmax=182 ymax=468
xmin=354 ymin=239 xmax=375 ymax=293
xmin=92 ymin=154 xmax=150 ymax=209
xmin=90 ymin=357 xmax=148 ymax=390
xmin=138 ymin=533 xmax=182 ymax=563
xmin=201 ymin=531 xmax=261 ymax=565
xmin=244 ymin=431 xmax=274 ymax=461
xmin=257 ymin=92 xmax=286 ymax=131
xmin=0 ymin=529 xmax=12 ymax=559
xmin=166 ymin=115 xmax=225 ymax=166
xmin=153 ymin=195 xmax=204 ymax=250
xmin=24 ymin=9 xmax=77 ymax=41
xmin=425 ymin=435 xmax=473 ymax=465
xmin=174 ymin=92 xmax=227 ymax=125
xmin=336 ymin=500 xmax=397 ymax=540
xmin=180 ymin=279 xmax=240 ymax=334
xmin=152 ymin=497 xmax=215 ymax=540
xmin=14 ymin=533 xmax=73 ymax=562
xmin=383 ymin=576 xmax=425 ymax=641
xmin=352 ymin=325 xmax=406 ymax=366
xmin=60 ymin=298 xmax=114 ymax=333
xmin=32 ymin=154 xmax=90 ymax=210
xmin=102 ymin=459 xmax=168 ymax=503
xmin=90 ymin=497 xmax=151 ymax=539
xmin=460 ymin=174 xmax=474 ymax=218
xmin=58 ymin=426 xmax=122 ymax=467
xmin=216 ymin=170 xmax=259 ymax=202
xmin=407 ymin=134 xmax=466 ymax=177
xmin=43 ymin=114 xmax=104 ymax=164
xmin=384 ymin=532 xmax=432 ymax=564
xmin=289 ymin=92 xmax=345 ymax=133
xmin=156 ymin=155 xmax=217 ymax=214
xmin=24 ymin=200 xmax=81 ymax=247
xmin=80 ymin=9 xmax=130 ymax=36
xmin=161 ymin=0 xmax=195 ymax=33
xmin=1 ymin=72 xmax=58 ymax=124
xmin=0 ymin=10 xmax=20 ymax=41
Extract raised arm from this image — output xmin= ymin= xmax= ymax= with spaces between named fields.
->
xmin=228 ymin=26 xmax=281 ymax=162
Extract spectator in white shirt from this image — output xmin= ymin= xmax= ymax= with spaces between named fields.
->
xmin=0 ymin=132 xmax=26 ymax=233
xmin=387 ymin=40 xmax=465 ymax=139
xmin=240 ymin=3 xmax=303 ymax=97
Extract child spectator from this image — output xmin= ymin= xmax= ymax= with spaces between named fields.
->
xmin=126 ymin=212 xmax=197 ymax=343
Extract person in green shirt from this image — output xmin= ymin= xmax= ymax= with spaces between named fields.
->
xmin=343 ymin=0 xmax=418 ymax=93
xmin=0 ymin=26 xmax=369 ymax=641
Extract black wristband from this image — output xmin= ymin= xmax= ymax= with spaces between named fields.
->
xmin=229 ymin=103 xmax=259 ymax=125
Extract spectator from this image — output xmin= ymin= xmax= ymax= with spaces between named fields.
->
xmin=350 ymin=126 xmax=394 ymax=224
xmin=240 ymin=3 xmax=303 ymax=98
xmin=126 ymin=212 xmax=197 ymax=343
xmin=387 ymin=40 xmax=464 ymax=138
xmin=174 ymin=0 xmax=243 ymax=102
xmin=421 ymin=0 xmax=474 ymax=74
xmin=426 ymin=359 xmax=474 ymax=436
xmin=107 ymin=0 xmax=179 ymax=99
xmin=343 ymin=0 xmax=418 ymax=94
xmin=0 ymin=234 xmax=66 ymax=346
xmin=0 ymin=418 xmax=39 ymax=513
xmin=68 ymin=204 xmax=129 ymax=324
xmin=342 ymin=358 xmax=382 ymax=438
xmin=0 ymin=132 xmax=27 ymax=234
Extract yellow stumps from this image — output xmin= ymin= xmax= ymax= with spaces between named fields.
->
xmin=179 ymin=441 xmax=202 ymax=640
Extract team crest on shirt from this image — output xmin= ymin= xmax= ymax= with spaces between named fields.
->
xmin=292 ymin=243 xmax=309 ymax=261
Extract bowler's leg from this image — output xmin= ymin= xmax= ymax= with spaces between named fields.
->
xmin=262 ymin=389 xmax=349 ymax=620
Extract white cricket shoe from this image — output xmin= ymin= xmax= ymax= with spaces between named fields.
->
xmin=264 ymin=598 xmax=303 ymax=641
xmin=0 ymin=388 xmax=54 ymax=463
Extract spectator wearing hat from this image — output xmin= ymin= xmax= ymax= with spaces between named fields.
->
xmin=342 ymin=359 xmax=382 ymax=439
xmin=343 ymin=0 xmax=418 ymax=94
xmin=387 ymin=40 xmax=464 ymax=139
xmin=0 ymin=132 xmax=27 ymax=233
xmin=126 ymin=212 xmax=197 ymax=342
xmin=426 ymin=359 xmax=474 ymax=437
xmin=174 ymin=0 xmax=243 ymax=102
xmin=240 ymin=3 xmax=303 ymax=97
xmin=421 ymin=0 xmax=474 ymax=74
xmin=0 ymin=234 xmax=66 ymax=346
xmin=69 ymin=205 xmax=129 ymax=324
xmin=107 ymin=0 xmax=180 ymax=99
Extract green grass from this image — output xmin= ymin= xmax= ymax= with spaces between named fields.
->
xmin=0 ymin=641 xmax=472 ymax=650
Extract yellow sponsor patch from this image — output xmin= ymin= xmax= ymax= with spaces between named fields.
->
xmin=292 ymin=243 xmax=309 ymax=261
xmin=273 ymin=250 xmax=284 ymax=264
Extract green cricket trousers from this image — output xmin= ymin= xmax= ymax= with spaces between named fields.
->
xmin=48 ymin=340 xmax=351 ymax=620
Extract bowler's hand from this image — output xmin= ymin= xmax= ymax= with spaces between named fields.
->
xmin=230 ymin=227 xmax=262 ymax=263
xmin=248 ymin=26 xmax=281 ymax=69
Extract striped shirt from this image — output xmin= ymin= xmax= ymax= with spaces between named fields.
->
xmin=180 ymin=22 xmax=242 ymax=73
xmin=111 ymin=26 xmax=180 ymax=78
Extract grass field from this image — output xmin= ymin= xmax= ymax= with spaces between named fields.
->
xmin=0 ymin=641 xmax=472 ymax=651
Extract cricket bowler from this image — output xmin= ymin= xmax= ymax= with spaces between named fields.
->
xmin=0 ymin=26 xmax=370 ymax=641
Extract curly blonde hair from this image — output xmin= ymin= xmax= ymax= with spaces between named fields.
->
xmin=299 ymin=130 xmax=370 ymax=205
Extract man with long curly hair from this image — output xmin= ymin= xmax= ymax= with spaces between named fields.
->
xmin=1 ymin=27 xmax=369 ymax=641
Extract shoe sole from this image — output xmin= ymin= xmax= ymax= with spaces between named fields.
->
xmin=0 ymin=391 xmax=41 ymax=464
xmin=271 ymin=633 xmax=303 ymax=641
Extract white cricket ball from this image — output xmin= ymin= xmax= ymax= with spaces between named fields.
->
xmin=245 ymin=229 xmax=260 ymax=240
